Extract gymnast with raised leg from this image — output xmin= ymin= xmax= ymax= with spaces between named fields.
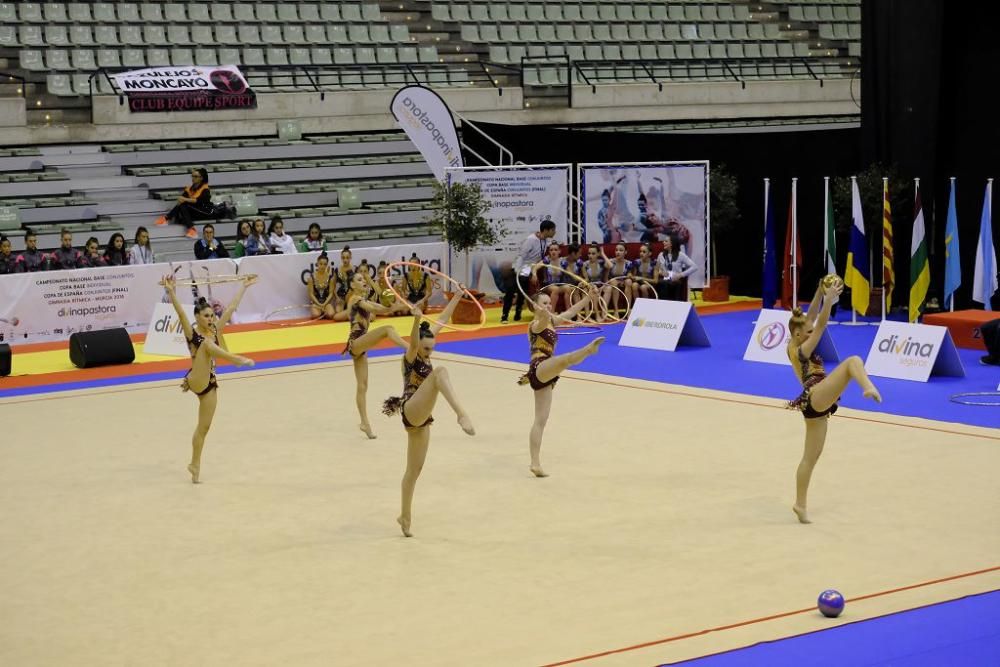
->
xmin=383 ymin=290 xmax=475 ymax=537
xmin=343 ymin=271 xmax=409 ymax=439
xmin=161 ymin=274 xmax=256 ymax=483
xmin=519 ymin=282 xmax=606 ymax=477
xmin=786 ymin=277 xmax=882 ymax=523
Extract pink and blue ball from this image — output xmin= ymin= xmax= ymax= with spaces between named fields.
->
xmin=817 ymin=589 xmax=845 ymax=617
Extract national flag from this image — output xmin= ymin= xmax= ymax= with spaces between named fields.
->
xmin=943 ymin=179 xmax=961 ymax=309
xmin=844 ymin=178 xmax=870 ymax=315
xmin=781 ymin=189 xmax=801 ymax=309
xmin=882 ymin=178 xmax=894 ymax=310
xmin=908 ymin=182 xmax=930 ymax=322
xmin=972 ymin=179 xmax=998 ymax=309
xmin=761 ymin=179 xmax=778 ymax=308
xmin=824 ymin=178 xmax=836 ymax=276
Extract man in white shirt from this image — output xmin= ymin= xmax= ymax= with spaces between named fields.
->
xmin=502 ymin=219 xmax=557 ymax=323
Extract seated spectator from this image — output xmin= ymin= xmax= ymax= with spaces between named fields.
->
xmin=50 ymin=228 xmax=85 ymax=270
xmin=80 ymin=236 xmax=107 ymax=268
xmin=0 ymin=235 xmax=16 ymax=274
xmin=268 ymin=216 xmax=298 ymax=255
xmin=154 ymin=168 xmax=233 ymax=239
xmin=194 ymin=224 xmax=230 ymax=260
xmin=104 ymin=233 xmax=129 ymax=266
xmin=655 ymin=235 xmax=696 ymax=301
xmin=14 ymin=230 xmax=48 ymax=272
xmin=244 ymin=218 xmax=271 ymax=256
xmin=300 ymin=222 xmax=327 ymax=252
xmin=129 ymin=226 xmax=155 ymax=265
xmin=232 ymin=220 xmax=252 ymax=258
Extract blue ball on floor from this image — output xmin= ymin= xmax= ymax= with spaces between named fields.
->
xmin=818 ymin=589 xmax=845 ymax=617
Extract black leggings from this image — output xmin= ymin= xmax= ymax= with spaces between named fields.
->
xmin=167 ymin=202 xmax=215 ymax=229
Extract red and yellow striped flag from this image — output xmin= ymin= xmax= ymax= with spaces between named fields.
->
xmin=882 ymin=178 xmax=894 ymax=308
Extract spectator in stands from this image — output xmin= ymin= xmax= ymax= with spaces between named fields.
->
xmin=15 ymin=230 xmax=48 ymax=272
xmin=655 ymin=235 xmax=696 ymax=301
xmin=300 ymin=222 xmax=327 ymax=252
xmin=0 ymin=235 xmax=16 ymax=274
xmin=155 ymin=168 xmax=225 ymax=239
xmin=129 ymin=226 xmax=155 ymax=265
xmin=232 ymin=220 xmax=252 ymax=258
xmin=244 ymin=219 xmax=271 ymax=256
xmin=104 ymin=233 xmax=129 ymax=266
xmin=50 ymin=229 xmax=85 ymax=270
xmin=194 ymin=224 xmax=229 ymax=260
xmin=267 ymin=216 xmax=298 ymax=255
xmin=80 ymin=237 xmax=107 ymax=268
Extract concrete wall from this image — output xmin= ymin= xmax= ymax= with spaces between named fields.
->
xmin=0 ymin=98 xmax=26 ymax=128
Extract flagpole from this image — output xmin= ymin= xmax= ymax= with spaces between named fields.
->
xmin=950 ymin=176 xmax=956 ymax=312
xmin=845 ymin=175 xmax=862 ymax=326
xmin=792 ymin=177 xmax=798 ymax=308
xmin=764 ymin=177 xmax=769 ymax=310
xmin=823 ymin=176 xmax=830 ymax=273
xmin=881 ymin=177 xmax=888 ymax=322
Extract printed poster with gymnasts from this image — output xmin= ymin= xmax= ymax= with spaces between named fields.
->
xmin=580 ymin=162 xmax=709 ymax=288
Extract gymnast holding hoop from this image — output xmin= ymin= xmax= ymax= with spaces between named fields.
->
xmin=307 ymin=251 xmax=336 ymax=320
xmin=383 ymin=290 xmax=475 ymax=537
xmin=787 ymin=277 xmax=882 ymax=523
xmin=343 ymin=271 xmax=409 ymax=439
xmin=535 ymin=243 xmax=568 ymax=311
xmin=160 ymin=273 xmax=256 ymax=484
xmin=519 ymin=266 xmax=606 ymax=477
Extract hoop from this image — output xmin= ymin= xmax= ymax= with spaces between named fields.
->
xmin=382 ymin=261 xmax=485 ymax=332
xmin=554 ymin=324 xmax=602 ymax=335
xmin=173 ymin=274 xmax=256 ymax=287
xmin=625 ymin=275 xmax=660 ymax=300
xmin=518 ymin=262 xmax=597 ymax=314
xmin=263 ymin=304 xmax=327 ymax=327
xmin=594 ymin=280 xmax=632 ymax=324
xmin=949 ymin=392 xmax=1000 ymax=407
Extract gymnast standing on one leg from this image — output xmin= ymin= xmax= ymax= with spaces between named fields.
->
xmin=519 ymin=284 xmax=606 ymax=477
xmin=383 ymin=290 xmax=475 ymax=537
xmin=343 ymin=271 xmax=409 ymax=439
xmin=160 ymin=274 xmax=256 ymax=483
xmin=787 ymin=278 xmax=882 ymax=523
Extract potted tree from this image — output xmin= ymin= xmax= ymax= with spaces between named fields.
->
xmin=426 ymin=180 xmax=507 ymax=323
xmin=702 ymin=163 xmax=740 ymax=301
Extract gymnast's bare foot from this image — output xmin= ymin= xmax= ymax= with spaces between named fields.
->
xmin=458 ymin=414 xmax=475 ymax=436
xmin=586 ymin=337 xmax=606 ymax=355
xmin=187 ymin=463 xmax=200 ymax=484
xmin=863 ymin=385 xmax=882 ymax=403
xmin=530 ymin=465 xmax=549 ymax=478
xmin=397 ymin=515 xmax=412 ymax=537
xmin=792 ymin=504 xmax=811 ymax=524
xmin=359 ymin=423 xmax=377 ymax=439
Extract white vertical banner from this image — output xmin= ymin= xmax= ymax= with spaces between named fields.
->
xmin=578 ymin=161 xmax=709 ymax=288
xmin=446 ymin=165 xmax=571 ymax=295
xmin=390 ymin=85 xmax=463 ymax=181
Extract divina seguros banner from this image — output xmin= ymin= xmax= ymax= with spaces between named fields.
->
xmin=112 ymin=66 xmax=257 ymax=113
xmin=389 ymin=86 xmax=463 ymax=181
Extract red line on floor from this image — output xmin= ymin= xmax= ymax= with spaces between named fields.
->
xmin=539 ymin=565 xmax=1000 ymax=667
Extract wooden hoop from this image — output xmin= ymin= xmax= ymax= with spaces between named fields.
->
xmin=174 ymin=274 xmax=257 ymax=287
xmin=383 ymin=261 xmax=485 ymax=332
xmin=263 ymin=304 xmax=327 ymax=327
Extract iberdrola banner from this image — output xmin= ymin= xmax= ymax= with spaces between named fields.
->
xmin=113 ymin=65 xmax=257 ymax=113
xmin=390 ymin=85 xmax=463 ymax=181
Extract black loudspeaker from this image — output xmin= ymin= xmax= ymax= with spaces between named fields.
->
xmin=0 ymin=343 xmax=10 ymax=377
xmin=69 ymin=328 xmax=135 ymax=369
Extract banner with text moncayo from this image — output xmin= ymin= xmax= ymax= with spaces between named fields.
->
xmin=113 ymin=65 xmax=257 ymax=113
xmin=446 ymin=165 xmax=571 ymax=295
xmin=390 ymin=86 xmax=463 ymax=181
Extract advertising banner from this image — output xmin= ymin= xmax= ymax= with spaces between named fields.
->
xmin=113 ymin=65 xmax=257 ymax=113
xmin=390 ymin=85 xmax=463 ymax=181
xmin=143 ymin=302 xmax=192 ymax=357
xmin=618 ymin=298 xmax=710 ymax=352
xmin=446 ymin=165 xmax=571 ymax=295
xmin=743 ymin=309 xmax=840 ymax=366
xmin=580 ymin=161 xmax=709 ymax=288
xmin=864 ymin=320 xmax=965 ymax=382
